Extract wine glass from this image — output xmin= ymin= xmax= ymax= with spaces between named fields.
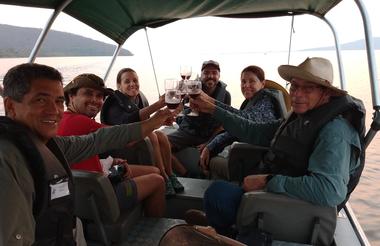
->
xmin=185 ymin=80 xmax=202 ymax=116
xmin=180 ymin=65 xmax=192 ymax=81
xmin=164 ymin=79 xmax=181 ymax=112
xmin=180 ymin=65 xmax=192 ymax=114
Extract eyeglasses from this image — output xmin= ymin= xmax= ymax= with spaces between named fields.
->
xmin=288 ymin=83 xmax=322 ymax=94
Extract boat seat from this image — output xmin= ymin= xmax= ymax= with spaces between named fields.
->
xmin=72 ymin=170 xmax=141 ymax=245
xmin=236 ymin=191 xmax=337 ymax=245
xmin=72 ymin=170 xmax=184 ymax=245
xmin=165 ymin=177 xmax=214 ymax=219
xmin=161 ymin=125 xmax=203 ymax=178
xmin=209 ymin=80 xmax=290 ymax=181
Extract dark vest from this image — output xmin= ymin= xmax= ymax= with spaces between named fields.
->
xmin=0 ymin=117 xmax=75 ymax=246
xmin=265 ymin=95 xmax=365 ymax=179
xmin=179 ymin=81 xmax=229 ymax=138
xmin=101 ymin=90 xmax=149 ymax=124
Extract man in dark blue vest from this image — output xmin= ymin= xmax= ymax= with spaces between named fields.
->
xmin=188 ymin=57 xmax=365 ymax=236
xmin=167 ymin=60 xmax=231 ymax=176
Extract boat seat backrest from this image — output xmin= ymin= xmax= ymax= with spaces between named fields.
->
xmin=237 ymin=191 xmax=337 ymax=245
xmin=264 ymin=79 xmax=291 ymax=112
xmin=267 ymin=88 xmax=288 ymax=119
xmin=72 ymin=170 xmax=120 ymax=223
xmin=227 ymin=143 xmax=269 ymax=183
xmin=72 ymin=170 xmax=144 ymax=244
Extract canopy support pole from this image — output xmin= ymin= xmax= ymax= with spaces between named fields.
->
xmin=319 ymin=17 xmax=346 ymax=90
xmin=28 ymin=0 xmax=73 ymax=63
xmin=287 ymin=15 xmax=295 ymax=65
xmin=354 ymin=0 xmax=380 ymax=150
xmin=354 ymin=0 xmax=380 ymax=108
xmin=103 ymin=44 xmax=122 ymax=82
xmin=144 ymin=27 xmax=161 ymax=98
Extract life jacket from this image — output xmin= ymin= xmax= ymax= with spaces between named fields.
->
xmin=0 ymin=117 xmax=75 ymax=246
xmin=264 ymin=95 xmax=366 ymax=209
xmin=240 ymin=88 xmax=286 ymax=119
xmin=180 ymin=81 xmax=229 ymax=138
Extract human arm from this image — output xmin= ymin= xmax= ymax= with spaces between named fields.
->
xmin=266 ymin=117 xmax=361 ymax=207
xmin=57 ymin=109 xmax=174 ymax=164
xmin=0 ymin=141 xmax=35 ymax=245
xmin=212 ymin=105 xmax=280 ymax=146
xmin=139 ymin=95 xmax=165 ymax=120
xmin=206 ymin=131 xmax=237 ymax=156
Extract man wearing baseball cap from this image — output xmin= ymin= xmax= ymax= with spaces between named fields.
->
xmin=187 ymin=57 xmax=365 ymax=240
xmin=167 ymin=60 xmax=231 ymax=177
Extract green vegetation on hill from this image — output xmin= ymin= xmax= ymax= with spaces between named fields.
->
xmin=0 ymin=24 xmax=133 ymax=58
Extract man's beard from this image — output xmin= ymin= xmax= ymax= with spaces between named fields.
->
xmin=203 ymin=79 xmax=217 ymax=90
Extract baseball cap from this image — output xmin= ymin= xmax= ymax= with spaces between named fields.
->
xmin=201 ymin=60 xmax=220 ymax=71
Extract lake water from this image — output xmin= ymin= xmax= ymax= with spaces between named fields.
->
xmin=1 ymin=50 xmax=379 ymax=245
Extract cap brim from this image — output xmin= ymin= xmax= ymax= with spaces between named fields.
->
xmin=64 ymin=81 xmax=113 ymax=96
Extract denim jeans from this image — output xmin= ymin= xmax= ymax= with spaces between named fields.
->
xmin=204 ymin=181 xmax=244 ymax=235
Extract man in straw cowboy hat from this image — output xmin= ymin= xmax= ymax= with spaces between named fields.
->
xmin=186 ymin=57 xmax=366 ymax=238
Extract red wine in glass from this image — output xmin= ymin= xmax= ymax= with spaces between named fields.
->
xmin=181 ymin=75 xmax=191 ymax=80
xmin=166 ymin=102 xmax=180 ymax=109
xmin=165 ymin=89 xmax=181 ymax=112
xmin=189 ymin=92 xmax=201 ymax=99
xmin=180 ymin=65 xmax=192 ymax=81
xmin=185 ymin=80 xmax=202 ymax=116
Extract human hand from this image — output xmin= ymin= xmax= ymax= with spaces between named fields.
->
xmin=242 ymin=174 xmax=269 ymax=192
xmin=197 ymin=143 xmax=207 ymax=152
xmin=189 ymin=91 xmax=216 ymax=114
xmin=112 ymin=158 xmax=132 ymax=178
xmin=199 ymin=147 xmax=210 ymax=172
xmin=113 ymin=158 xmax=128 ymax=165
xmin=150 ymin=108 xmax=176 ymax=127
xmin=158 ymin=94 xmax=166 ymax=108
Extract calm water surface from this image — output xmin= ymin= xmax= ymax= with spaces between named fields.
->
xmin=1 ymin=51 xmax=379 ymax=244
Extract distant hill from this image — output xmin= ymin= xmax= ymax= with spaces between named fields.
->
xmin=302 ymin=37 xmax=380 ymax=51
xmin=0 ymin=24 xmax=133 ymax=57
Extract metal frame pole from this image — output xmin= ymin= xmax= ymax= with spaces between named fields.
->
xmin=28 ymin=0 xmax=73 ymax=63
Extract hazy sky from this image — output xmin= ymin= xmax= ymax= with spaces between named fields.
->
xmin=0 ymin=0 xmax=379 ymax=56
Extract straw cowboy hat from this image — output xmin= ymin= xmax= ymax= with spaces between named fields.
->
xmin=278 ymin=57 xmax=346 ymax=96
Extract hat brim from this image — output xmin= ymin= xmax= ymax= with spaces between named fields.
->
xmin=64 ymin=81 xmax=113 ymax=96
xmin=278 ymin=65 xmax=346 ymax=96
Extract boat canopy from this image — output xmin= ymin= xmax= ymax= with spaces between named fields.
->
xmin=0 ymin=0 xmax=341 ymax=45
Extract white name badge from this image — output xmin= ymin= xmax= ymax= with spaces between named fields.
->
xmin=50 ymin=180 xmax=70 ymax=200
